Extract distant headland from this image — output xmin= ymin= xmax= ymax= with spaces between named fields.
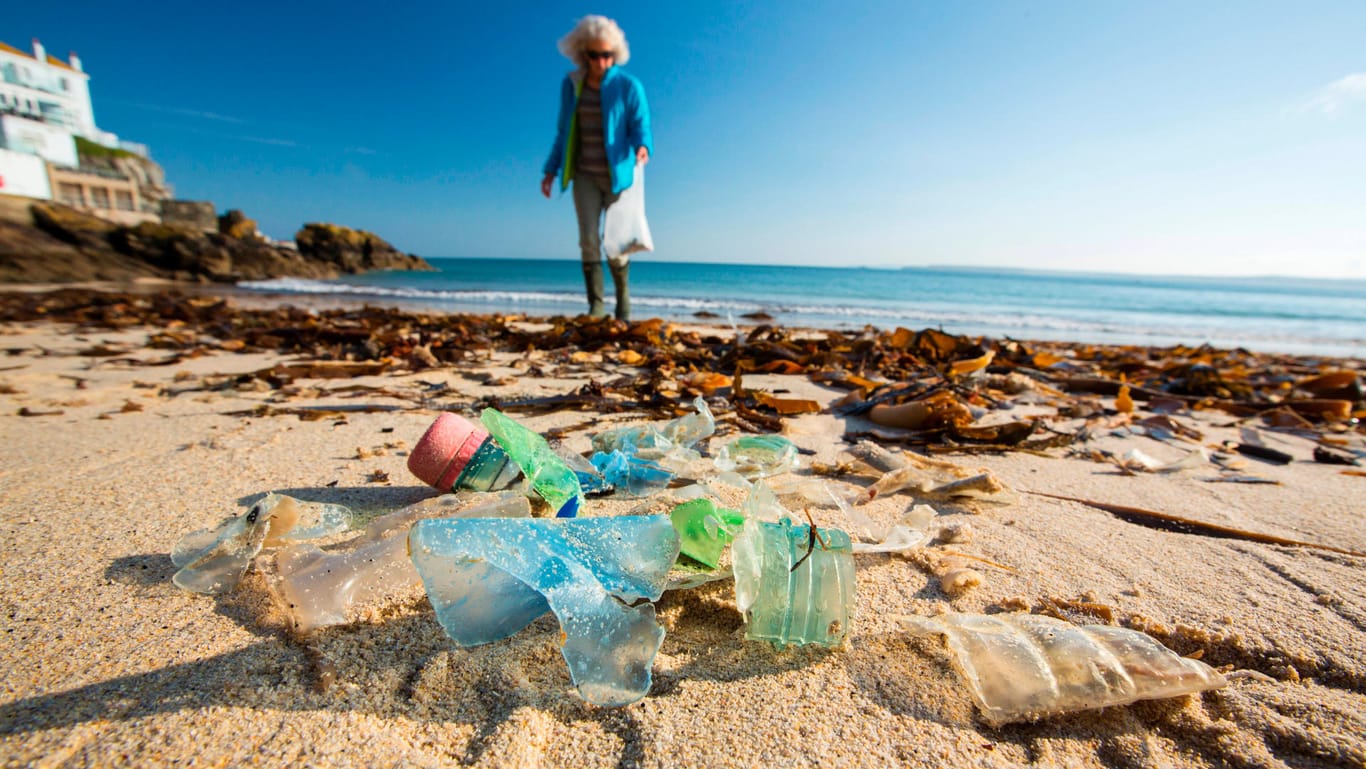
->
xmin=0 ymin=37 xmax=429 ymax=284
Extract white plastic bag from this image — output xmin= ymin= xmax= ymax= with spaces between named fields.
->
xmin=603 ymin=164 xmax=653 ymax=263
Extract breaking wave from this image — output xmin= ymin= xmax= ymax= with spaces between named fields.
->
xmin=236 ymin=273 xmax=1365 ymax=357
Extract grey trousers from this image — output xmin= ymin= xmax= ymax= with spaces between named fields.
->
xmin=572 ymin=172 xmax=628 ymax=269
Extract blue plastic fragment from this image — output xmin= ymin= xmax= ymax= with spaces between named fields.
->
xmin=408 ymin=515 xmax=681 ymax=706
xmin=590 ymin=449 xmax=675 ymax=496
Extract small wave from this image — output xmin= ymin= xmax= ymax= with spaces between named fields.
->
xmin=238 ymin=278 xmax=585 ymax=306
xmin=236 ymin=278 xmax=1363 ymax=355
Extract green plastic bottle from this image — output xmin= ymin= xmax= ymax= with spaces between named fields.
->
xmin=480 ymin=408 xmax=584 ymax=517
xmin=732 ymin=517 xmax=855 ymax=648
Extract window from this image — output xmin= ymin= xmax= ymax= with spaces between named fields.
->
xmin=114 ymin=190 xmax=134 ymax=211
xmin=89 ymin=187 xmax=111 ymax=209
xmin=60 ymin=77 xmax=69 ymax=92
xmin=57 ymin=182 xmax=84 ymax=207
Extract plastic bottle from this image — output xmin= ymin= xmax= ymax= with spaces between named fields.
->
xmin=408 ymin=413 xmax=521 ymax=493
xmin=480 ymin=408 xmax=584 ymax=517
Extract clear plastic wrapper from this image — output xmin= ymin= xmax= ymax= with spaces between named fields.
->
xmin=171 ymin=493 xmax=354 ymax=595
xmin=268 ymin=492 xmax=531 ymax=633
xmin=899 ymin=612 xmax=1227 ymax=725
xmin=714 ymin=435 xmax=800 ymax=479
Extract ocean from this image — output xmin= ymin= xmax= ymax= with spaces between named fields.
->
xmin=239 ymin=258 xmax=1366 ymax=358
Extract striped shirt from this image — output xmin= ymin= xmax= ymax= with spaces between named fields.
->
xmin=575 ymin=82 xmax=609 ymax=180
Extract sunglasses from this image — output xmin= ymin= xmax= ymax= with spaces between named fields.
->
xmin=584 ymin=50 xmax=614 ymax=61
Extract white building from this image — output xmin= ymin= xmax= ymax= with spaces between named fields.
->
xmin=0 ymin=38 xmax=123 ymax=151
xmin=0 ymin=38 xmax=157 ymax=222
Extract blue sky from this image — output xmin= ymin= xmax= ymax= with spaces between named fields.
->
xmin=9 ymin=1 xmax=1366 ymax=278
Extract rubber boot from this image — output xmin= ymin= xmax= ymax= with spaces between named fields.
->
xmin=582 ymin=261 xmax=607 ymax=318
xmin=610 ymin=262 xmax=630 ymax=322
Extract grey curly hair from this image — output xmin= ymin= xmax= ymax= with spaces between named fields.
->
xmin=557 ymin=15 xmax=631 ymax=67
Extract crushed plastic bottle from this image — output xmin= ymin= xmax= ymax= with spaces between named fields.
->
xmin=899 ymin=612 xmax=1228 ymax=725
xmin=733 ymin=516 xmax=855 ymax=648
xmin=408 ymin=413 xmax=521 ymax=492
xmin=590 ymin=449 xmax=675 ymax=496
xmin=669 ymin=498 xmax=746 ymax=569
xmin=480 ymin=408 xmax=584 ymax=517
xmin=731 ymin=484 xmax=855 ymax=648
xmin=268 ymin=492 xmax=531 ymax=633
xmin=408 ymin=514 xmax=680 ymax=707
xmin=171 ymin=493 xmax=354 ymax=594
xmin=714 ymin=434 xmax=800 ymax=479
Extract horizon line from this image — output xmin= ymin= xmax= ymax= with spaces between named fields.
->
xmin=412 ymin=255 xmax=1366 ymax=285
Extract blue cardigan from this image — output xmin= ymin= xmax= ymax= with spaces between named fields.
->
xmin=543 ymin=66 xmax=653 ymax=195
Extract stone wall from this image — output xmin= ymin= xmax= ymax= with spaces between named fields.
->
xmin=160 ymin=200 xmax=216 ymax=232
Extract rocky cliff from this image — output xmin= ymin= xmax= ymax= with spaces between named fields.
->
xmin=0 ymin=200 xmax=433 ymax=284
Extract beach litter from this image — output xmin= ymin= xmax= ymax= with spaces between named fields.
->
xmin=406 ymin=412 xmax=522 ymax=493
xmin=732 ymin=483 xmax=855 ymax=648
xmin=266 ymin=492 xmax=531 ymax=634
xmin=713 ymin=434 xmax=800 ymax=478
xmin=89 ymin=290 xmax=1360 ymax=721
xmin=172 ymin=493 xmax=354 ymax=594
xmin=899 ymin=612 xmax=1228 ymax=726
xmin=669 ymin=497 xmax=745 ymax=569
xmin=409 ymin=514 xmax=680 ymax=707
xmin=480 ymin=407 xmax=584 ymax=516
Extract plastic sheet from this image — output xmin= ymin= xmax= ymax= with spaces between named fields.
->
xmin=714 ymin=435 xmax=800 ymax=479
xmin=480 ymin=408 xmax=583 ymax=516
xmin=408 ymin=514 xmax=680 ymax=706
xmin=669 ymin=498 xmax=745 ymax=569
xmin=590 ymin=449 xmax=675 ymax=496
xmin=171 ymin=493 xmax=353 ymax=594
xmin=269 ymin=492 xmax=531 ymax=633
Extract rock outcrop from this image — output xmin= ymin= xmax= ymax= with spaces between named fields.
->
xmin=218 ymin=209 xmax=259 ymax=240
xmin=294 ymin=223 xmax=432 ymax=274
xmin=0 ymin=201 xmax=433 ymax=284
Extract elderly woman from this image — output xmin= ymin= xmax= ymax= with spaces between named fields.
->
xmin=541 ymin=15 xmax=652 ymax=321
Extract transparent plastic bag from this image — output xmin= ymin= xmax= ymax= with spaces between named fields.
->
xmin=603 ymin=164 xmax=653 ymax=261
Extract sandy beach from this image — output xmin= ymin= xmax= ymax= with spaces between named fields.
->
xmin=1 ymin=287 xmax=1363 ymax=769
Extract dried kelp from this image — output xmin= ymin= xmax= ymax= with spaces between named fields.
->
xmin=2 ymin=289 xmax=1360 ymax=454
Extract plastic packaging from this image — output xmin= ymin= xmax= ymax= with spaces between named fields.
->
xmin=669 ymin=498 xmax=746 ymax=569
xmin=590 ymin=449 xmax=675 ymax=496
xmin=602 ymin=163 xmax=653 ymax=263
xmin=408 ymin=514 xmax=680 ymax=706
xmin=732 ymin=490 xmax=855 ymax=649
xmin=480 ymin=408 xmax=584 ymax=517
xmin=591 ymin=396 xmax=715 ymax=464
xmin=408 ymin=412 xmax=521 ymax=492
xmin=558 ymin=449 xmax=614 ymax=496
xmin=268 ymin=492 xmax=531 ymax=633
xmin=899 ymin=612 xmax=1228 ymax=725
xmin=171 ymin=493 xmax=354 ymax=594
xmin=714 ymin=435 xmax=800 ymax=479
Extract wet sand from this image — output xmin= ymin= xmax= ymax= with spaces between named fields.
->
xmin=1 ymin=288 xmax=1363 ymax=768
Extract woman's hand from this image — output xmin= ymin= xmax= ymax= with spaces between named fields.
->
xmin=541 ymin=174 xmax=555 ymax=198
xmin=636 ymin=147 xmax=649 ymax=166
